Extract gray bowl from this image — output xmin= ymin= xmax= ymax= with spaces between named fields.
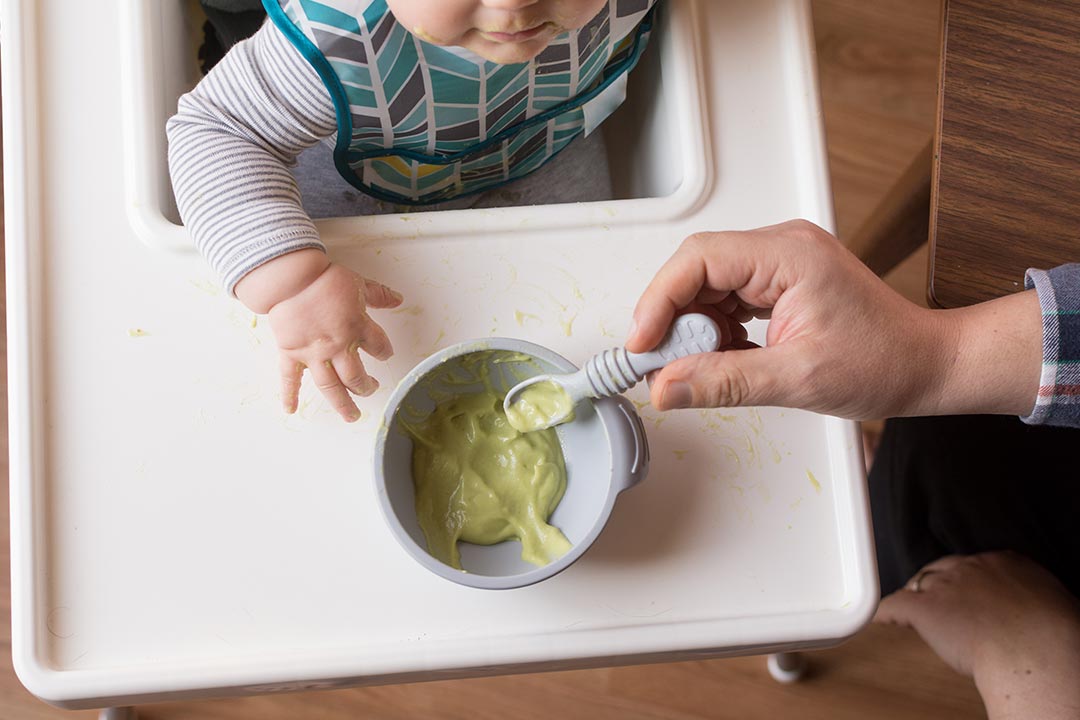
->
xmin=373 ymin=338 xmax=650 ymax=589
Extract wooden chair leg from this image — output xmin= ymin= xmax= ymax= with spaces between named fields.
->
xmin=846 ymin=136 xmax=933 ymax=277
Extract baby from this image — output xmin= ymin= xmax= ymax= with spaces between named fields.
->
xmin=168 ymin=0 xmax=659 ymax=422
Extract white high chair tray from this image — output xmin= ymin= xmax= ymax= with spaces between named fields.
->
xmin=4 ymin=0 xmax=877 ymax=709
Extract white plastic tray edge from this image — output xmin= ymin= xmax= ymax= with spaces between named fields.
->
xmin=785 ymin=0 xmax=838 ymax=231
xmin=790 ymin=0 xmax=880 ymax=632
xmin=826 ymin=416 xmax=880 ymax=623
xmin=3 ymin=0 xmax=54 ymax=705
xmin=22 ymin=605 xmax=875 ymax=709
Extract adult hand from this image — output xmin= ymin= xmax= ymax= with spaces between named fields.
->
xmin=626 ymin=220 xmax=1041 ymax=420
xmin=876 ymin=552 xmax=1080 ymax=720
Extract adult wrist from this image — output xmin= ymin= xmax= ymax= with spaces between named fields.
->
xmin=890 ymin=304 xmax=963 ymax=417
xmin=972 ymin=613 xmax=1080 ymax=719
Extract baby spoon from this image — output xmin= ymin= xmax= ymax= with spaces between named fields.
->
xmin=503 ymin=313 xmax=721 ymax=432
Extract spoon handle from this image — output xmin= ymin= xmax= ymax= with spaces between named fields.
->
xmin=580 ymin=314 xmax=721 ymax=398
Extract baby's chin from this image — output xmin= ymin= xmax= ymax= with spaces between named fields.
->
xmin=459 ymin=33 xmax=555 ymax=64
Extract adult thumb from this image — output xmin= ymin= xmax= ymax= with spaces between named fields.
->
xmin=649 ymin=345 xmax=800 ymax=410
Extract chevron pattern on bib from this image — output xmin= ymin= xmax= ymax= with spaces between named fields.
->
xmin=275 ymin=0 xmax=656 ymax=203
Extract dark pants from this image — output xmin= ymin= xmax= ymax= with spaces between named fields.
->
xmin=869 ymin=415 xmax=1080 ymax=599
xmin=199 ymin=1 xmax=266 ymax=73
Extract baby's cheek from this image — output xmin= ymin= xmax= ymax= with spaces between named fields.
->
xmin=386 ymin=0 xmax=472 ymax=45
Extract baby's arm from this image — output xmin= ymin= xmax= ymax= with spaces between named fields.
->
xmin=167 ymin=22 xmax=401 ymax=421
xmin=167 ymin=20 xmax=334 ymax=295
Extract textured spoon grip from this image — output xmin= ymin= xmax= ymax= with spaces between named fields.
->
xmin=629 ymin=313 xmax=721 ymax=374
xmin=583 ymin=347 xmax=642 ymax=396
xmin=582 ymin=314 xmax=721 ymax=398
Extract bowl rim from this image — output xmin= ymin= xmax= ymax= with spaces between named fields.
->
xmin=372 ymin=337 xmax=625 ymax=590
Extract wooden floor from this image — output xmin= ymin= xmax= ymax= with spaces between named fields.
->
xmin=1 ymin=1 xmax=987 ymax=718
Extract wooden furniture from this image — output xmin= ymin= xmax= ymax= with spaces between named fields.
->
xmin=929 ymin=0 xmax=1080 ymax=307
xmin=847 ymin=137 xmax=933 ymax=278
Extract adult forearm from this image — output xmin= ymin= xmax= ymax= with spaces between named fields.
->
xmin=977 ymin=624 xmax=1080 ymax=720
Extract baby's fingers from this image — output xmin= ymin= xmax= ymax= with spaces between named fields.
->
xmin=336 ymin=346 xmax=379 ymax=397
xmin=310 ymin=359 xmax=361 ymax=423
xmin=363 ymin=279 xmax=404 ymax=310
xmin=280 ymin=356 xmax=304 ymax=414
xmin=358 ymin=317 xmax=394 ymax=361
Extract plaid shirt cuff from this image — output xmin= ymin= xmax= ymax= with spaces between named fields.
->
xmin=1021 ymin=263 xmax=1080 ymax=428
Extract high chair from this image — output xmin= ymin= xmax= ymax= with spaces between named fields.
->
xmin=3 ymin=2 xmax=877 ymax=716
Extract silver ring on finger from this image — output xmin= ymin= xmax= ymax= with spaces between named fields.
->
xmin=907 ymin=568 xmax=939 ymax=593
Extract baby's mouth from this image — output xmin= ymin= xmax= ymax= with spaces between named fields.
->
xmin=478 ymin=22 xmax=554 ymax=43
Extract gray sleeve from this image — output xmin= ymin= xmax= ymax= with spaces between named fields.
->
xmin=166 ymin=19 xmax=339 ymax=295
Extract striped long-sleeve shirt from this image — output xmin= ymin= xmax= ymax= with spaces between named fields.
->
xmin=166 ymin=21 xmax=337 ymax=295
xmin=165 ymin=18 xmax=616 ymax=295
xmin=1022 ymin=263 xmax=1080 ymax=428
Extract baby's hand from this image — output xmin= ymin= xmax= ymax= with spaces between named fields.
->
xmin=266 ymin=262 xmax=402 ymax=422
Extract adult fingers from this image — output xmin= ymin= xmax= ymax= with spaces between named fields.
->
xmin=363 ymin=278 xmax=404 ymax=309
xmin=644 ymin=340 xmax=763 ymax=388
xmin=335 ymin=345 xmax=379 ymax=397
xmin=310 ymin=358 xmax=361 ymax=422
xmin=912 ymin=555 xmax=967 ymax=586
xmin=875 ymin=588 xmax=925 ymax=627
xmin=648 ymin=344 xmax=802 ymax=410
xmin=681 ymin=302 xmax=746 ymax=348
xmin=698 ymin=288 xmax=732 ymax=306
xmin=628 ymin=233 xmax=759 ymax=353
xmin=712 ymin=292 xmax=774 ymax=321
xmin=628 ymin=226 xmax=803 ymax=354
xmin=875 ymin=556 xmax=967 ymax=626
xmin=727 ymin=303 xmax=755 ymax=324
xmin=280 ymin=356 xmax=304 ymax=414
xmin=728 ymin=321 xmax=749 ymax=345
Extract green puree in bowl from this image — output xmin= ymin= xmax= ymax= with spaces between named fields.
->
xmin=404 ymin=388 xmax=573 ymax=570
xmin=505 ymin=379 xmax=576 ymax=432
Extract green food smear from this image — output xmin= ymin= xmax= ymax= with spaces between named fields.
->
xmin=404 ymin=388 xmax=572 ymax=570
xmin=505 ymin=379 xmax=575 ymax=432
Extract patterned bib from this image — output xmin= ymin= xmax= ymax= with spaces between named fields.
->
xmin=264 ymin=0 xmax=657 ymax=205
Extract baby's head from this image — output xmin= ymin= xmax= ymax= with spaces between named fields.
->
xmin=387 ymin=0 xmax=609 ymax=64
